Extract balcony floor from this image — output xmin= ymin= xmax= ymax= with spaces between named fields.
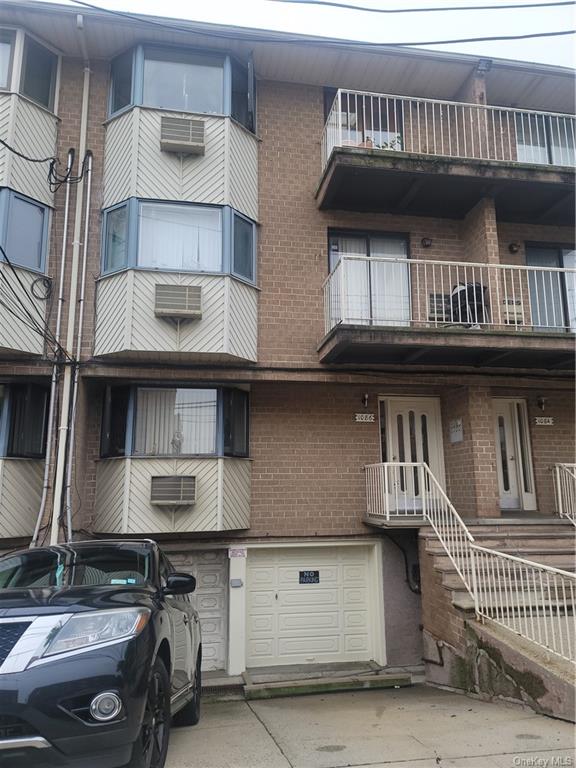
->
xmin=318 ymin=325 xmax=575 ymax=371
xmin=317 ymin=149 xmax=575 ymax=225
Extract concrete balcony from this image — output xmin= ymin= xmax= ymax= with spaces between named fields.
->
xmin=318 ymin=90 xmax=575 ymax=224
xmin=320 ymin=255 xmax=575 ymax=370
xmin=0 ymin=93 xmax=58 ymax=207
xmin=93 ymin=456 xmax=251 ymax=535
xmin=93 ymin=270 xmax=258 ymax=364
xmin=0 ymin=263 xmax=50 ymax=358
xmin=0 ymin=458 xmax=44 ymax=539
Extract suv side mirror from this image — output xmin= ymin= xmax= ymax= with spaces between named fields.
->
xmin=163 ymin=573 xmax=196 ymax=595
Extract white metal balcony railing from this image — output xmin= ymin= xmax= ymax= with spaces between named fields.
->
xmin=322 ymin=89 xmax=576 ymax=170
xmin=365 ymin=462 xmax=576 ymax=662
xmin=554 ymin=463 xmax=576 ymax=525
xmin=323 ymin=255 xmax=576 ymax=335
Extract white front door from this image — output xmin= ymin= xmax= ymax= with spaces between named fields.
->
xmin=493 ymin=399 xmax=537 ymax=511
xmin=382 ymin=397 xmax=445 ymax=511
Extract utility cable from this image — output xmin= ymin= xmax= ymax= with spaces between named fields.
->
xmin=66 ymin=0 xmax=576 ymax=47
xmin=0 ymin=141 xmax=90 ymax=194
xmin=268 ymin=0 xmax=576 ymax=12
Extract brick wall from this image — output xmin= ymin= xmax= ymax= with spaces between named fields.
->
xmin=419 ymin=536 xmax=466 ymax=650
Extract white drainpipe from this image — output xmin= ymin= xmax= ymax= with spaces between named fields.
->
xmin=64 ymin=150 xmax=93 ymax=541
xmin=30 ymin=150 xmax=74 ymax=548
xmin=49 ymin=19 xmax=91 ymax=545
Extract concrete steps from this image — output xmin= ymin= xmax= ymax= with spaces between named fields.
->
xmin=421 ymin=519 xmax=576 ymax=613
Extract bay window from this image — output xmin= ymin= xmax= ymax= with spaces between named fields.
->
xmin=109 ymin=45 xmax=255 ymax=131
xmin=102 ymin=200 xmax=256 ymax=281
xmin=101 ymin=385 xmax=249 ymax=458
xmin=0 ymin=189 xmax=49 ymax=271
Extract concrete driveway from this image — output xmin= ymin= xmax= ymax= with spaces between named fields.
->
xmin=167 ymin=686 xmax=575 ymax=768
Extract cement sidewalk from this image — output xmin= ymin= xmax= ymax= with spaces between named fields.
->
xmin=166 ymin=685 xmax=575 ymax=768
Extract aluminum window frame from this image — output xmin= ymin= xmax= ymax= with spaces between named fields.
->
xmin=107 ymin=44 xmax=255 ymax=131
xmin=0 ymin=382 xmax=49 ymax=459
xmin=101 ymin=199 xmax=256 ymax=283
xmin=0 ymin=188 xmax=50 ymax=273
xmin=100 ymin=384 xmax=250 ymax=459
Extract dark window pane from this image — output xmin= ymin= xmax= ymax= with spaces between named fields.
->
xmin=21 ymin=37 xmax=56 ymax=109
xmin=101 ymin=386 xmax=130 ymax=458
xmin=104 ymin=205 xmax=128 ymax=272
xmin=231 ymin=59 xmax=249 ymax=129
xmin=8 ymin=384 xmax=48 ymax=458
xmin=233 ymin=215 xmax=254 ymax=280
xmin=223 ymin=389 xmax=248 ymax=457
xmin=5 ymin=195 xmax=45 ymax=270
xmin=110 ymin=50 xmax=133 ymax=113
xmin=143 ymin=50 xmax=223 ymax=113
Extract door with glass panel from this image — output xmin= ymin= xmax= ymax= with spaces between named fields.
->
xmin=380 ymin=397 xmax=445 ymax=512
xmin=525 ymin=245 xmax=576 ymax=332
xmin=329 ymin=232 xmax=410 ymax=327
xmin=493 ymin=399 xmax=536 ymax=512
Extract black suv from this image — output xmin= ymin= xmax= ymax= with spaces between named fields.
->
xmin=0 ymin=540 xmax=201 ymax=768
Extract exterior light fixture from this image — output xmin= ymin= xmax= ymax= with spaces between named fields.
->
xmin=362 ymin=393 xmax=369 ymax=409
xmin=508 ymin=242 xmax=521 ymax=254
xmin=537 ymin=396 xmax=547 ymax=412
xmin=421 ymin=238 xmax=433 ymax=249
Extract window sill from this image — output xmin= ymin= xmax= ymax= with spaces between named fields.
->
xmin=97 ymin=267 xmax=259 ymax=290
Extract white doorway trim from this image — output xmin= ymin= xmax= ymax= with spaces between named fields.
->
xmin=492 ymin=398 xmax=537 ymax=512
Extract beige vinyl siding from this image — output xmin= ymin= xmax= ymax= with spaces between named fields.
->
xmin=0 ymin=459 xmax=44 ymax=538
xmin=0 ymin=263 xmax=47 ymax=356
xmin=94 ymin=270 xmax=257 ymax=362
xmin=0 ymin=93 xmax=58 ymax=207
xmin=93 ymin=456 xmax=251 ymax=534
xmin=103 ymin=109 xmax=258 ymax=221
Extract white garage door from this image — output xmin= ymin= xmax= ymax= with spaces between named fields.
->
xmin=171 ymin=550 xmax=228 ymax=672
xmin=247 ymin=546 xmax=374 ymax=668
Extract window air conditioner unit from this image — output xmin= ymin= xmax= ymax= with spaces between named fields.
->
xmin=154 ymin=284 xmax=202 ymax=319
xmin=150 ymin=476 xmax=197 ymax=506
xmin=160 ymin=116 xmax=205 ymax=155
xmin=502 ymin=298 xmax=523 ymax=324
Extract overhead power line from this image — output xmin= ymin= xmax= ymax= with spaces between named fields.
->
xmin=67 ymin=0 xmax=575 ymax=48
xmin=267 ymin=0 xmax=576 ymax=13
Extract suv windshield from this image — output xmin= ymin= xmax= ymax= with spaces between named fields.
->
xmin=0 ymin=545 xmax=153 ymax=589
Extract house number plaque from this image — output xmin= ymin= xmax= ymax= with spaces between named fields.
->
xmin=355 ymin=413 xmax=375 ymax=423
xmin=534 ymin=417 xmax=554 ymax=426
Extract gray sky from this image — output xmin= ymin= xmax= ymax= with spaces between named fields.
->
xmin=38 ymin=0 xmax=576 ymax=67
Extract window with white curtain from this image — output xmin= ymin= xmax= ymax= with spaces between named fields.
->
xmin=101 ymin=386 xmax=249 ymax=458
xmin=328 ymin=232 xmax=410 ymax=327
xmin=138 ymin=203 xmax=222 ymax=272
xmin=134 ymin=388 xmax=217 ymax=455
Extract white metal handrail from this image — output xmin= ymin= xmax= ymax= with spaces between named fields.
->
xmin=555 ymin=463 xmax=576 ymax=524
xmin=365 ymin=462 xmax=576 ymax=661
xmin=324 ymin=255 xmax=576 ymax=335
xmin=322 ymin=88 xmax=576 ymax=169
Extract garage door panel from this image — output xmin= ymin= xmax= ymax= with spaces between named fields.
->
xmin=279 ymin=611 xmax=340 ymax=631
xmin=344 ymin=587 xmax=368 ymax=606
xmin=247 ymin=546 xmax=376 ymax=667
xmin=345 ymin=635 xmax=369 ymax=652
xmin=279 ymin=636 xmax=341 ymax=657
xmin=171 ymin=550 xmax=228 ymax=673
xmin=249 ymin=566 xmax=277 ymax=586
xmin=278 ymin=566 xmax=339 ymax=585
xmin=279 ymin=589 xmax=339 ymax=607
xmin=344 ymin=611 xmax=368 ymax=629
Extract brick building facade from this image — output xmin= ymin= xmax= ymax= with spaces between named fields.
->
xmin=0 ymin=1 xmax=574 ymax=678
